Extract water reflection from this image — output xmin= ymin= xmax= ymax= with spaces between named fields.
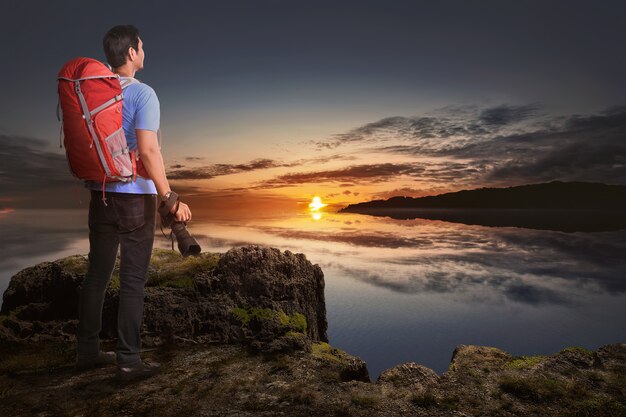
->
xmin=1 ymin=207 xmax=624 ymax=378
xmin=193 ymin=212 xmax=626 ymax=306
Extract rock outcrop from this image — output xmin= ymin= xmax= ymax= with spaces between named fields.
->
xmin=1 ymin=245 xmax=328 ymax=354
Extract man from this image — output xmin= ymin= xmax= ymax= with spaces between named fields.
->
xmin=75 ymin=25 xmax=192 ymax=381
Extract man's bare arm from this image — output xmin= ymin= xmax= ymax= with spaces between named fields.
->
xmin=137 ymin=129 xmax=192 ymax=221
xmin=136 ymin=129 xmax=169 ymax=196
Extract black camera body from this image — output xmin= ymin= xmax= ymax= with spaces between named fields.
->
xmin=157 ymin=191 xmax=201 ymax=257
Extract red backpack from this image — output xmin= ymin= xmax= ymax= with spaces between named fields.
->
xmin=57 ymin=57 xmax=151 ymax=205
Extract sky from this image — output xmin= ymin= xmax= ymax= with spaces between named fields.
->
xmin=1 ymin=0 xmax=625 ymax=210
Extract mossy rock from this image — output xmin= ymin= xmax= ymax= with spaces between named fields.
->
xmin=231 ymin=306 xmax=308 ymax=334
xmin=559 ymin=346 xmax=594 ymax=357
xmin=58 ymin=255 xmax=89 ymax=275
xmin=104 ymin=249 xmax=220 ymax=290
xmin=147 ymin=249 xmax=220 ymax=288
xmin=311 ymin=341 xmax=345 ymax=363
xmin=506 ymin=355 xmax=546 ymax=369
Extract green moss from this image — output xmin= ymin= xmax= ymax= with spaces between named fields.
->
xmin=58 ymin=255 xmax=89 ymax=275
xmin=506 ymin=355 xmax=546 ymax=369
xmin=277 ymin=311 xmax=307 ymax=333
xmin=560 ymin=346 xmax=594 ymax=357
xmin=231 ymin=306 xmax=308 ymax=334
xmin=109 ymin=273 xmax=120 ymax=289
xmin=148 ymin=250 xmax=220 ymax=288
xmin=289 ymin=312 xmax=307 ymax=333
xmin=103 ymin=249 xmax=220 ymax=290
xmin=232 ymin=307 xmax=276 ymax=325
xmin=232 ymin=307 xmax=252 ymax=324
xmin=284 ymin=330 xmax=304 ymax=338
xmin=311 ymin=341 xmax=345 ymax=363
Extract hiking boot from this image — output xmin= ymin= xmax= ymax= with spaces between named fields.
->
xmin=75 ymin=350 xmax=117 ymax=371
xmin=116 ymin=360 xmax=162 ymax=382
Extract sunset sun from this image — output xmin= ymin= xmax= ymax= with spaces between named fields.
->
xmin=308 ymin=196 xmax=327 ymax=211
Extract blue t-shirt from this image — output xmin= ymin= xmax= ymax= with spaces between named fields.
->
xmin=85 ymin=77 xmax=160 ymax=194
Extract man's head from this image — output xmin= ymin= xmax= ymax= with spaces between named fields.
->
xmin=103 ymin=25 xmax=144 ymax=71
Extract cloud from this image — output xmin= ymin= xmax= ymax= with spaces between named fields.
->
xmin=478 ymin=103 xmax=541 ymax=126
xmin=0 ymin=134 xmax=74 ymax=192
xmin=6 ymin=102 xmax=626 ymax=208
xmin=0 ymin=134 xmax=83 ymax=207
xmin=308 ymin=103 xmax=541 ymax=151
xmin=502 ymin=283 xmax=570 ymax=305
xmin=168 ymin=153 xmax=358 ymax=180
xmin=305 ymin=103 xmax=626 ymax=187
xmin=485 ymin=141 xmax=626 ymax=183
xmin=249 ymin=163 xmax=427 ymax=189
xmin=168 ymin=158 xmax=295 ymax=180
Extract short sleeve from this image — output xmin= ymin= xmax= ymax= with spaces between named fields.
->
xmin=134 ymin=84 xmax=160 ymax=132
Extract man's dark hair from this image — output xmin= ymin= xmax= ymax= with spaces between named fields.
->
xmin=103 ymin=25 xmax=140 ymax=68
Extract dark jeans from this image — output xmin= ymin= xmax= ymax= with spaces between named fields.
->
xmin=76 ymin=190 xmax=157 ymax=366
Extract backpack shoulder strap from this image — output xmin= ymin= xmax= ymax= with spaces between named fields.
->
xmin=119 ymin=76 xmax=162 ymax=148
xmin=120 ymin=77 xmax=141 ymax=90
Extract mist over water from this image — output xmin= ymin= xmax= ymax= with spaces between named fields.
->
xmin=1 ymin=207 xmax=624 ymax=378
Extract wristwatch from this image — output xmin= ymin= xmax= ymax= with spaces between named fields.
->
xmin=160 ymin=191 xmax=172 ymax=202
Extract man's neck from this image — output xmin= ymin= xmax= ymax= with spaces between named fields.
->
xmin=114 ymin=65 xmax=136 ymax=78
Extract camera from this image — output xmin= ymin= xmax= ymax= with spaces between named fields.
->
xmin=157 ymin=191 xmax=201 ymax=257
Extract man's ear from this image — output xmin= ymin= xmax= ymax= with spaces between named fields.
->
xmin=128 ymin=46 xmax=136 ymax=62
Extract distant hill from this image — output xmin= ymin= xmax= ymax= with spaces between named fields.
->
xmin=340 ymin=181 xmax=626 ymax=212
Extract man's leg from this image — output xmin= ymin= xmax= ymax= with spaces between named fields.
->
xmin=77 ymin=191 xmax=120 ymax=360
xmin=114 ymin=193 xmax=157 ymax=366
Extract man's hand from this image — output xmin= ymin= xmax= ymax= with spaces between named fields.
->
xmin=171 ymin=201 xmax=192 ymax=222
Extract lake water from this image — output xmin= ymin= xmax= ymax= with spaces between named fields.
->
xmin=1 ymin=207 xmax=625 ymax=379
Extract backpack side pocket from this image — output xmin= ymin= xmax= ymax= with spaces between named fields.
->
xmin=104 ymin=127 xmax=133 ymax=178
